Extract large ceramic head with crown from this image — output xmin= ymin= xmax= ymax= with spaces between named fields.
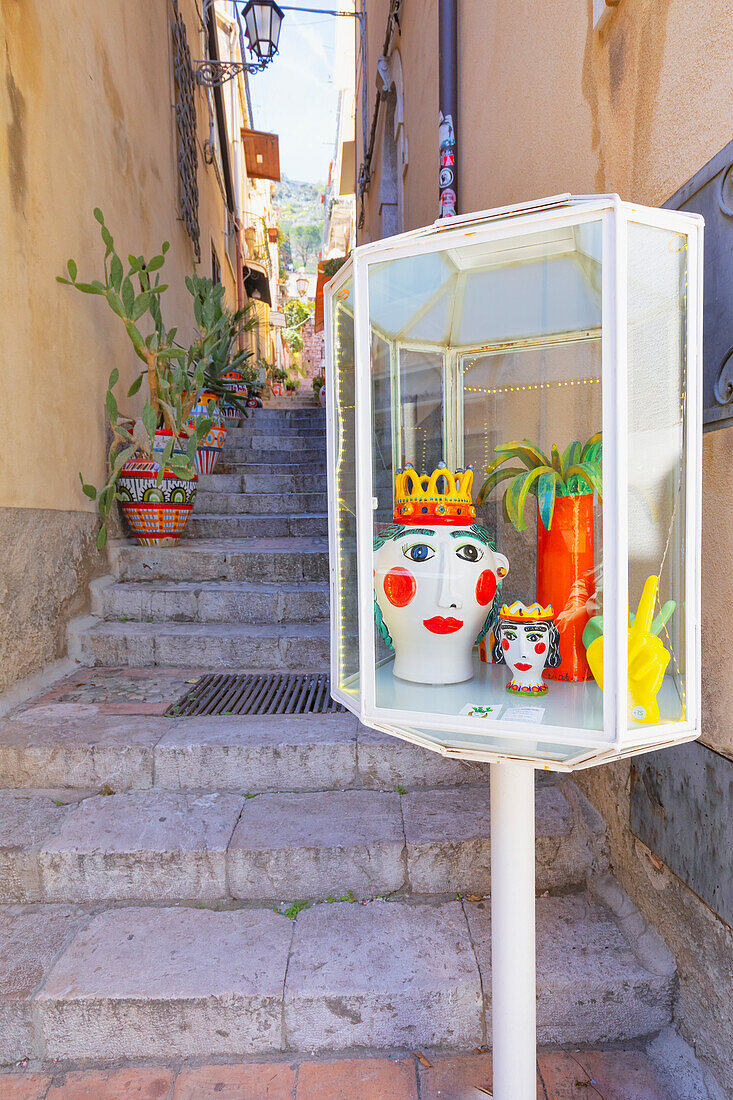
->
xmin=374 ymin=463 xmax=509 ymax=685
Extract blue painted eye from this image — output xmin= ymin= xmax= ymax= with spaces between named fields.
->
xmin=455 ymin=543 xmax=483 ymax=562
xmin=403 ymin=543 xmax=435 ymax=562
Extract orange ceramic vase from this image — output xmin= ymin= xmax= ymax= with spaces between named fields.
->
xmin=536 ymin=494 xmax=595 ymax=682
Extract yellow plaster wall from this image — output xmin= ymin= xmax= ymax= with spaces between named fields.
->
xmin=0 ymin=0 xmax=237 ymax=514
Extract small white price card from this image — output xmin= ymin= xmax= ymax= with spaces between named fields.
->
xmin=501 ymin=705 xmax=546 ymax=723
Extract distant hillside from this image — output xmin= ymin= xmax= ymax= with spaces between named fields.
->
xmin=274 ymin=177 xmax=325 ymax=228
xmin=274 ymin=177 xmax=325 ymax=272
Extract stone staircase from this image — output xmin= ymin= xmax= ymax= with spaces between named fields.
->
xmin=0 ymin=405 xmax=678 ymax=1064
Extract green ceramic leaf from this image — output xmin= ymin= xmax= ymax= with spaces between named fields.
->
xmin=476 ymin=465 xmax=525 ymax=506
xmin=537 ymin=470 xmax=559 ymax=531
xmin=516 ymin=465 xmax=556 ymax=530
xmin=494 ymin=440 xmax=552 ymax=470
xmin=550 ymin=443 xmax=563 ymax=476
xmin=566 ymin=462 xmax=602 ymax=498
xmin=505 ymin=471 xmax=529 ymax=531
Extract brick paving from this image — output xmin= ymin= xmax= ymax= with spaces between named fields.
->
xmin=0 ymin=1049 xmax=672 ymax=1098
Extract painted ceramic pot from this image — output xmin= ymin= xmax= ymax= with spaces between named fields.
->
xmin=187 ymin=393 xmax=227 ymax=475
xmin=150 ymin=427 xmax=188 ymax=460
xmin=271 ymin=382 xmax=283 ymax=397
xmin=374 ymin=465 xmax=509 ymax=685
xmin=491 ymin=601 xmax=561 ymax=696
xmin=117 ymin=458 xmax=197 ymax=546
xmin=537 ymin=494 xmax=595 ymax=681
xmin=319 ymin=384 xmax=327 ymax=407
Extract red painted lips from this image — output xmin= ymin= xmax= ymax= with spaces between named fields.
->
xmin=513 ymin=661 xmax=533 ymax=671
xmin=423 ymin=616 xmax=463 ymax=634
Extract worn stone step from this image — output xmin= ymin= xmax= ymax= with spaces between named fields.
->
xmin=0 ymin=708 xmax=517 ymax=793
xmin=218 ymin=460 xmax=326 ymax=477
xmin=0 ymin=784 xmax=594 ymax=904
xmin=7 ymin=889 xmax=673 ymax=1060
xmin=68 ymin=620 xmax=331 ymax=670
xmin=98 ymin=580 xmax=330 ymax=624
xmin=109 ymin=538 xmax=330 ymax=583
xmin=195 ymin=490 xmax=328 ymax=515
xmin=186 ymin=514 xmax=328 ymax=539
xmin=222 ymin=447 xmax=325 ymax=466
xmin=224 ymin=433 xmax=325 ymax=451
xmin=198 ymin=471 xmax=320 ymax=494
xmin=228 ymin=425 xmax=326 ymax=440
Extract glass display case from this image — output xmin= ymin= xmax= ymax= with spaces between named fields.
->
xmin=325 ymin=195 xmax=703 ymax=770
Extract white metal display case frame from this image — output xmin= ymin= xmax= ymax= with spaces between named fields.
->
xmin=325 ymin=194 xmax=703 ymax=772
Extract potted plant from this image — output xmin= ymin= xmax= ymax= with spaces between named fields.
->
xmin=269 ymin=366 xmax=288 ymax=397
xmin=477 ymin=432 xmax=602 ymax=681
xmin=183 ymin=272 xmax=255 ymax=464
xmin=312 ymin=373 xmax=326 ymax=407
xmin=58 ymin=210 xmax=212 ymax=547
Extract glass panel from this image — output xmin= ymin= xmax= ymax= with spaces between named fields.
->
xmin=626 ymin=223 xmax=687 ymax=729
xmin=367 ymin=220 xmax=607 ymax=748
xmin=332 ymin=281 xmax=359 ymax=702
xmin=398 ymin=349 xmax=444 ymax=473
xmin=371 ymin=333 xmax=394 ymax=527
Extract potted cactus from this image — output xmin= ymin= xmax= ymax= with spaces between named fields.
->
xmin=183 ymin=272 xmax=255 ymax=464
xmin=59 ymin=210 xmax=212 ymax=547
xmin=477 ymin=432 xmax=602 ymax=681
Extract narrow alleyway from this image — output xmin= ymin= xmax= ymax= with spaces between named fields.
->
xmin=0 ymin=405 xmax=706 ymax=1095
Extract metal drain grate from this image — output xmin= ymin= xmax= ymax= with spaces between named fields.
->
xmin=166 ymin=672 xmax=345 ymax=717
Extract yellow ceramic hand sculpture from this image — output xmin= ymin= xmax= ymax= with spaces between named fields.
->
xmin=585 ymin=576 xmax=672 ymax=724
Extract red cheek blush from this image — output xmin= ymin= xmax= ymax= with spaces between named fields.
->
xmin=383 ymin=567 xmax=416 ymax=607
xmin=475 ymin=570 xmax=497 ymax=606
xmin=535 ymin=642 xmax=546 ymax=654
xmin=501 ymin=638 xmax=510 ymax=651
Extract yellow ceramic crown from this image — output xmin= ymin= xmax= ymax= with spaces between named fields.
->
xmin=394 ymin=463 xmax=476 ymax=526
xmin=498 ymin=600 xmax=555 ymax=622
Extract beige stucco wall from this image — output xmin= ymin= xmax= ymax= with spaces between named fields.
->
xmin=356 ymin=0 xmax=733 ymax=1087
xmin=0 ymin=0 xmax=240 ymax=687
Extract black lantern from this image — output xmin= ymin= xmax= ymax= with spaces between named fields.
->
xmin=242 ymin=1 xmax=285 ymax=61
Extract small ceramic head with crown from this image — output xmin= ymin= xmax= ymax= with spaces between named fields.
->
xmin=491 ymin=602 xmax=561 ymax=695
xmin=374 ymin=463 xmax=509 ymax=685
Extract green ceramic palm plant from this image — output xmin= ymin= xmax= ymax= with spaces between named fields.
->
xmin=476 ymin=432 xmax=602 ymax=532
xmin=58 ymin=209 xmax=212 ymax=547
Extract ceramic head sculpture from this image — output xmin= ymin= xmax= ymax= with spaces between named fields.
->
xmin=374 ymin=463 xmax=509 ymax=685
xmin=492 ymin=601 xmax=561 ymax=695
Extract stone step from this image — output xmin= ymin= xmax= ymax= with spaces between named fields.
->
xmin=109 ymin=538 xmax=330 ymax=583
xmin=198 ymin=471 xmax=321 ymax=494
xmin=0 ymin=783 xmax=595 ymax=905
xmin=222 ymin=446 xmax=325 ymax=465
xmin=194 ymin=490 xmax=328 ymax=516
xmin=186 ymin=514 xmax=328 ymax=539
xmin=218 ymin=460 xmax=326 ymax=477
xmin=0 ymin=710 xmax=504 ymax=793
xmin=97 ymin=580 xmax=330 ymax=624
xmin=5 ymin=889 xmax=674 ymax=1060
xmin=224 ymin=433 xmax=325 ymax=451
xmin=228 ymin=425 xmax=326 ymax=440
xmin=68 ymin=620 xmax=331 ymax=670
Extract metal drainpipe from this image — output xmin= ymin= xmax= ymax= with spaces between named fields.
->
xmin=438 ymin=0 xmax=458 ymax=218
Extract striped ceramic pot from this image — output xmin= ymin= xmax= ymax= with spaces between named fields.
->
xmin=187 ymin=393 xmax=227 ymax=474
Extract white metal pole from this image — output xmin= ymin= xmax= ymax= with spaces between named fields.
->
xmin=490 ymin=761 xmax=537 ymax=1100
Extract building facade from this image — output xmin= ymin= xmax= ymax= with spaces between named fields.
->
xmin=348 ymin=0 xmax=733 ymax=1089
xmin=0 ymin=0 xmax=280 ymax=691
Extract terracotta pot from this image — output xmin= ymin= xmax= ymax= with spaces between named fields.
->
xmin=117 ymin=458 xmax=197 ymax=546
xmin=536 ymin=494 xmax=595 ymax=681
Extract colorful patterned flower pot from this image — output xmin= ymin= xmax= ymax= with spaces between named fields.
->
xmin=117 ymin=459 xmax=197 ymax=546
xmin=150 ymin=428 xmax=188 ymax=460
xmin=194 ymin=423 xmax=227 ymax=474
xmin=271 ymin=382 xmax=283 ymax=397
xmin=187 ymin=393 xmax=227 ymax=475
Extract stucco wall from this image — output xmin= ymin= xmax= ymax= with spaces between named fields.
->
xmin=0 ymin=0 xmax=239 ymax=688
xmin=355 ymin=0 xmax=733 ymax=1086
